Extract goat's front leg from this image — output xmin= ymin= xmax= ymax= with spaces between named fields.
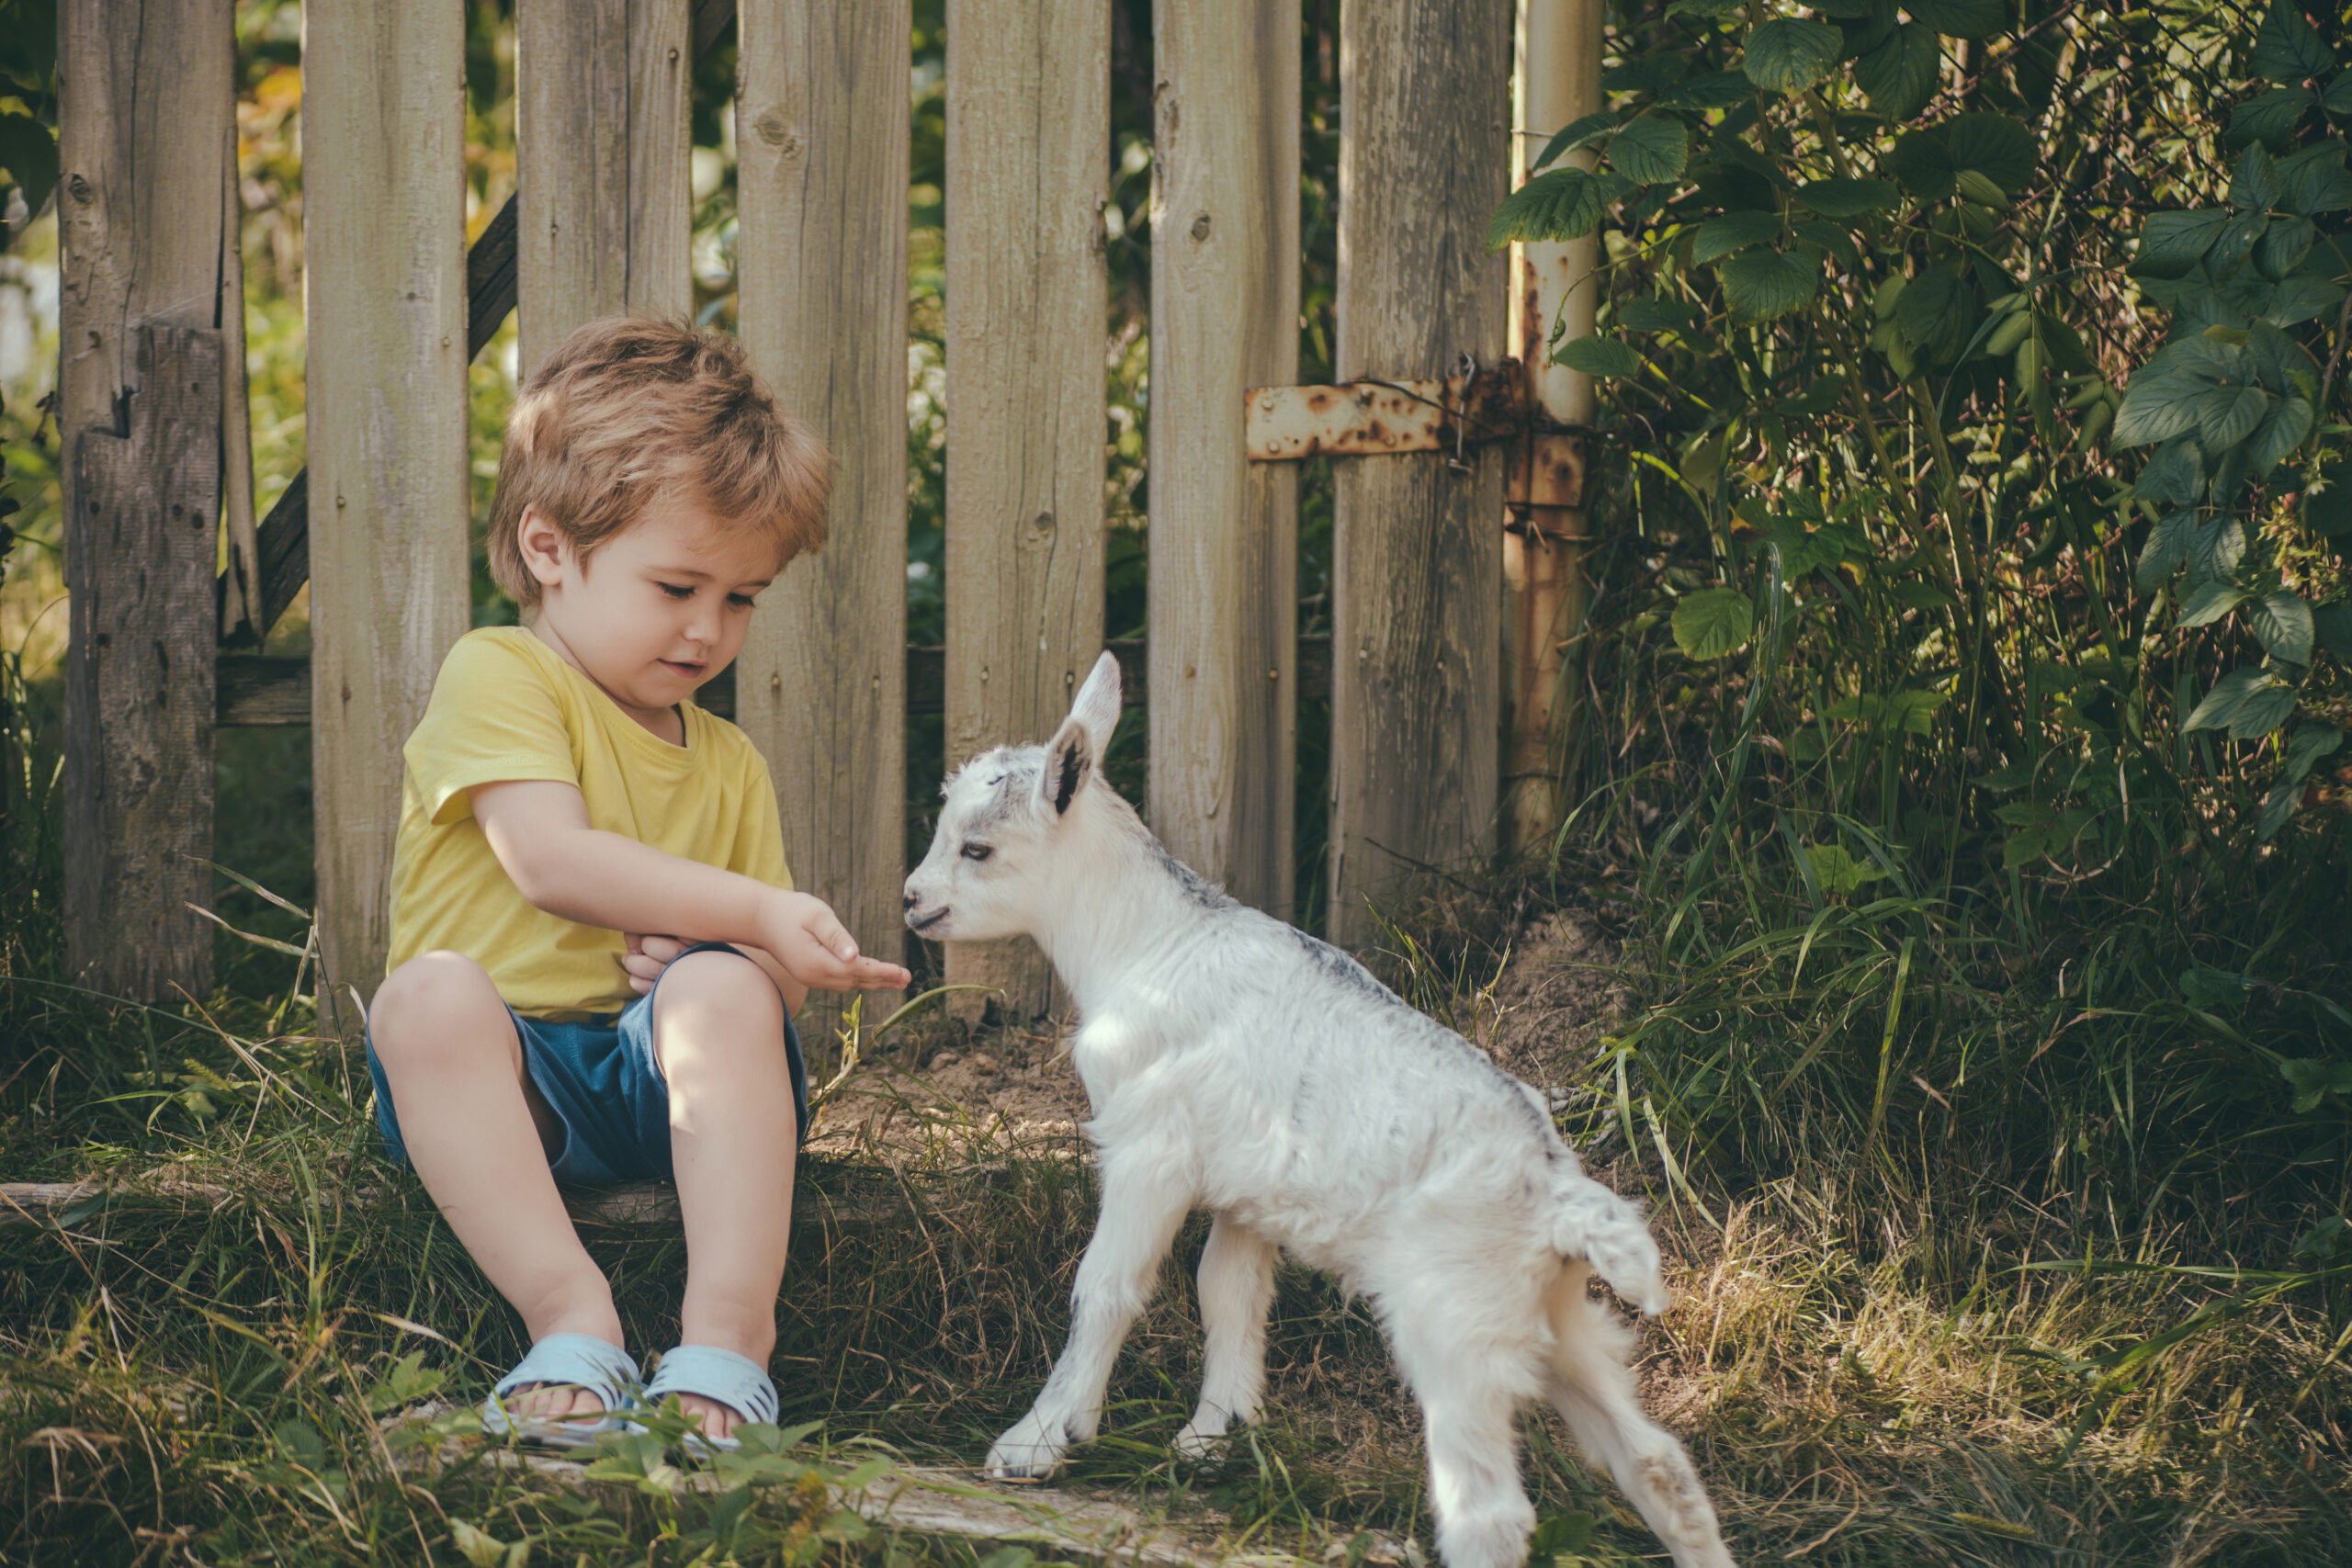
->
xmin=989 ymin=1157 xmax=1192 ymax=1480
xmin=1173 ymin=1213 xmax=1277 ymax=1458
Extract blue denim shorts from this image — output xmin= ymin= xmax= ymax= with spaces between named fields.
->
xmin=365 ymin=942 xmax=808 ymax=1186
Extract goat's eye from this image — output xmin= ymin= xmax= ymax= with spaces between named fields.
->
xmin=959 ymin=842 xmax=992 ymax=862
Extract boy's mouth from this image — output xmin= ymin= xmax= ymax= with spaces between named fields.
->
xmin=660 ymin=659 xmax=707 ymax=680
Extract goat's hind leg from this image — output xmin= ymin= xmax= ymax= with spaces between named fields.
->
xmin=1544 ymin=1270 xmax=1734 ymax=1568
xmin=989 ymin=1155 xmax=1192 ymax=1480
xmin=1173 ymin=1213 xmax=1277 ymax=1458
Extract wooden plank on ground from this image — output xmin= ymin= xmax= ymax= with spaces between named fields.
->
xmin=56 ymin=0 xmax=238 ymax=1002
xmin=942 ymin=0 xmax=1110 ymax=1021
xmin=734 ymin=0 xmax=912 ymax=1033
xmin=1328 ymin=0 xmax=1511 ymax=949
xmin=303 ymin=0 xmax=472 ymax=1009
xmin=1148 ymin=0 xmax=1302 ymax=918
xmin=516 ymin=0 xmax=692 ymax=376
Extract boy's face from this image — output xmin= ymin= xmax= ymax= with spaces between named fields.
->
xmin=519 ymin=493 xmax=782 ymax=731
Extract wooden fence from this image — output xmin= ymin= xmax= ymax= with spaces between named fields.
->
xmin=54 ymin=0 xmax=1596 ymax=1021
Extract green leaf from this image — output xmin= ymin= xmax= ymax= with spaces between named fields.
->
xmin=2255 ymin=276 xmax=2345 ymax=326
xmin=1888 ymin=128 xmax=1958 ymax=199
xmin=2196 ymin=515 xmax=2247 ymax=581
xmin=2277 ymin=141 xmax=2352 ymax=215
xmin=2256 ymin=214 xmax=2315 ymax=277
xmin=1601 ymin=57 xmax=1688 ymax=96
xmin=1556 ymin=333 xmax=1645 ymax=378
xmin=2197 ymin=382 xmax=2270 ymax=450
xmin=2184 ymin=666 xmax=2297 ymax=739
xmin=2326 ymin=72 xmax=2352 ymax=114
xmin=1658 ymin=70 xmax=1760 ymax=109
xmin=2177 ymin=580 xmax=2248 ymax=627
xmin=1803 ymin=843 xmax=1893 ymax=896
xmin=1532 ymin=112 xmax=1617 ymax=173
xmin=2249 ymin=0 xmax=2335 ymax=85
xmin=2136 ymin=509 xmax=2199 ymax=591
xmin=1796 ymin=176 xmax=1900 ymax=217
xmin=1945 ymin=112 xmax=2038 ymax=191
xmin=2132 ymin=209 xmax=2233 ymax=279
xmin=1720 ymin=247 xmax=1822 ymax=321
xmin=2285 ymin=721 xmax=2344 ymax=781
xmin=2230 ymin=85 xmax=2316 ymax=149
xmin=1690 ymin=209 xmax=1781 ymax=263
xmin=1609 ymin=115 xmax=1690 ymax=184
xmin=2183 ymin=966 xmax=2252 ymax=1010
xmin=1743 ymin=18 xmax=1847 ymax=93
xmin=2115 ymin=371 xmax=2203 ymax=446
xmin=2242 ymin=392 xmax=2313 ymax=474
xmin=2232 ymin=146 xmax=2282 ymax=212
xmin=1905 ymin=0 xmax=2004 ymax=39
xmin=1616 ymin=296 xmax=1702 ymax=334
xmin=1954 ymin=169 xmax=2008 ymax=207
xmin=2281 ymin=1057 xmax=2352 ymax=1113
xmin=1489 ymin=166 xmax=1628 ymax=250
xmin=2251 ymin=589 xmax=2316 ymax=663
xmin=1895 ymin=265 xmax=1975 ymax=362
xmin=1853 ymin=23 xmax=1943 ymax=120
xmin=2307 ymin=471 xmax=2352 ymax=536
xmin=1672 ymin=587 xmax=1756 ymax=660
xmin=1667 ymin=0 xmax=1752 ymax=15
xmin=2135 ymin=435 xmax=2205 ymax=502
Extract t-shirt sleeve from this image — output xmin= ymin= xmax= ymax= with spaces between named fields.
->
xmin=403 ymin=634 xmax=582 ymax=827
xmin=726 ymin=743 xmax=795 ymax=890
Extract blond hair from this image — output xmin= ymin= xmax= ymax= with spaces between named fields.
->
xmin=488 ymin=316 xmax=831 ymax=604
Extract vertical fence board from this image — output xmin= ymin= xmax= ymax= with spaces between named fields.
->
xmin=518 ymin=0 xmax=692 ymax=376
xmin=735 ymin=0 xmax=911 ymax=1029
xmin=56 ymin=0 xmax=235 ymax=1000
xmin=1148 ymin=0 xmax=1302 ymax=917
xmin=304 ymin=0 xmax=472 ymax=1004
xmin=1328 ymin=0 xmax=1511 ymax=949
xmin=942 ymin=0 xmax=1110 ymax=1020
xmin=1502 ymin=0 xmax=1600 ymax=853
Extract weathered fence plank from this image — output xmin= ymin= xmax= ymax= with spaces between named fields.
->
xmin=303 ymin=0 xmax=472 ymax=1006
xmin=516 ymin=0 xmax=692 ymax=375
xmin=734 ymin=0 xmax=912 ymax=1026
xmin=56 ymin=0 xmax=238 ymax=1001
xmin=942 ymin=0 xmax=1110 ymax=1020
xmin=1148 ymin=0 xmax=1302 ymax=918
xmin=1328 ymin=0 xmax=1512 ymax=948
xmin=64 ymin=327 xmax=223 ymax=1001
xmin=1502 ymin=0 xmax=1602 ymax=854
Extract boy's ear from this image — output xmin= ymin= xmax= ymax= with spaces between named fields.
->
xmin=515 ymin=503 xmax=570 ymax=589
xmin=1038 ymin=716 xmax=1093 ymax=818
xmin=1067 ymin=650 xmax=1122 ymax=754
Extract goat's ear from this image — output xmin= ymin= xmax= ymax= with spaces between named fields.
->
xmin=1039 ymin=716 xmax=1093 ymax=818
xmin=1067 ymin=650 xmax=1122 ymax=753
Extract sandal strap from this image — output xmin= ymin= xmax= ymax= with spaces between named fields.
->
xmin=643 ymin=1344 xmax=778 ymax=1427
xmin=492 ymin=1332 xmax=640 ymax=1413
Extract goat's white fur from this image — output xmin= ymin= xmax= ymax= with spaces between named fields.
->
xmin=903 ymin=653 xmax=1734 ymax=1568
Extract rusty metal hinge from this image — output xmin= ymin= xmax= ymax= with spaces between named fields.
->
xmin=1243 ymin=354 xmax=1588 ymax=515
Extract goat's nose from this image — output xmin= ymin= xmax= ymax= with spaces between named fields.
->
xmin=902 ymin=889 xmax=920 ymax=910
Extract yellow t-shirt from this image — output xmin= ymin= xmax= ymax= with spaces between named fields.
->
xmin=386 ymin=627 xmax=791 ymax=1020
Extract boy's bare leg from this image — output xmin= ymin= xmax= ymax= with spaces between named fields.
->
xmin=650 ymin=949 xmax=799 ymax=1442
xmin=370 ymin=952 xmax=623 ymax=1423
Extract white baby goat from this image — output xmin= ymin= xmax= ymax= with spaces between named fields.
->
xmin=902 ymin=652 xmax=1733 ymax=1568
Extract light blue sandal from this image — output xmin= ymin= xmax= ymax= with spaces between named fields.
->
xmin=633 ymin=1344 xmax=778 ymax=1457
xmin=481 ymin=1333 xmax=641 ymax=1450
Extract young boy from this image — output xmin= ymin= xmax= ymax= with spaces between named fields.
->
xmin=367 ymin=316 xmax=910 ymax=1452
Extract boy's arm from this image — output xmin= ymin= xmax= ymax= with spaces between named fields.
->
xmin=469 ymin=778 xmax=911 ymax=996
xmin=626 ymin=931 xmax=808 ymax=1017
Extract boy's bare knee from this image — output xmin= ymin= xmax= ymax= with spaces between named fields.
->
xmin=372 ymin=952 xmax=512 ymax=1075
xmin=652 ymin=948 xmax=782 ymax=1029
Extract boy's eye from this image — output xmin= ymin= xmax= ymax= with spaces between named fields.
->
xmin=960 ymin=842 xmax=992 ymax=862
xmin=728 ymin=592 xmax=758 ymax=609
xmin=658 ymin=582 xmax=695 ymax=599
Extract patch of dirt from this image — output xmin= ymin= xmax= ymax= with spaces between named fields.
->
xmin=1480 ymin=909 xmax=1635 ymax=1090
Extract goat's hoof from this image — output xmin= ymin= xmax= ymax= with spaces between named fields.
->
xmin=1170 ymin=1423 xmax=1227 ymax=1461
xmin=986 ymin=1413 xmax=1069 ymax=1481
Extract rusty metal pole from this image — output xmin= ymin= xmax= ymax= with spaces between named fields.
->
xmin=1503 ymin=0 xmax=1600 ymax=855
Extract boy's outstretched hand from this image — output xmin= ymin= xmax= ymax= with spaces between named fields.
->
xmin=619 ymin=892 xmax=910 ymax=999
xmin=756 ymin=890 xmax=914 ymax=993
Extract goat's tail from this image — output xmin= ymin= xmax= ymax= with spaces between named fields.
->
xmin=1549 ymin=1168 xmax=1669 ymax=1316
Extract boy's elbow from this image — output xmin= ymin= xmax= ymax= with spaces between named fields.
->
xmin=486 ymin=830 xmax=574 ymax=913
